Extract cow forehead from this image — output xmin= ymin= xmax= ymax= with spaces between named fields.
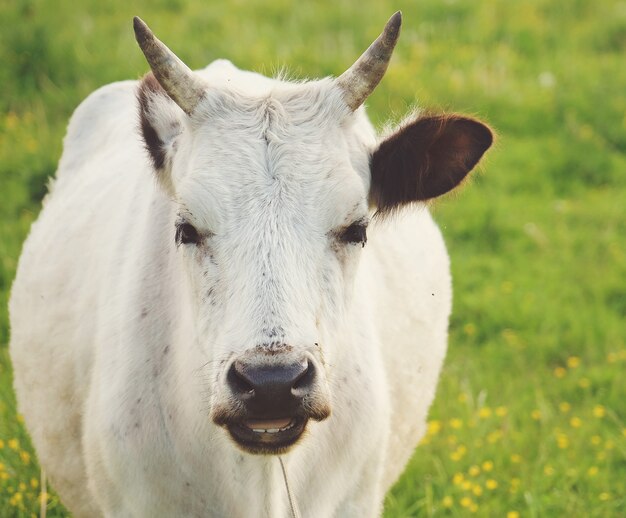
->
xmin=176 ymin=85 xmax=369 ymax=232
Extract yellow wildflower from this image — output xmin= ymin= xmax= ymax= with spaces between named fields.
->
xmin=452 ymin=473 xmax=464 ymax=485
xmin=511 ymin=454 xmax=522 ymax=463
xmin=544 ymin=465 xmax=555 ymax=475
xmin=554 ymin=366 xmax=566 ymax=378
xmin=472 ymin=484 xmax=483 ymax=496
xmin=569 ymin=417 xmax=582 ymax=428
xmin=496 ymin=406 xmax=508 ymax=417
xmin=0 ymin=472 xmax=9 ymax=480
xmin=449 ymin=418 xmax=463 ymax=429
xmin=578 ymin=378 xmax=590 ymax=388
xmin=599 ymin=492 xmax=611 ymax=501
xmin=470 ymin=503 xmax=479 ymax=513
xmin=31 ymin=478 xmax=39 ymax=488
xmin=478 ymin=407 xmax=492 ymax=419
xmin=19 ymin=482 xmax=27 ymax=491
xmin=559 ymin=402 xmax=571 ymax=413
xmin=462 ymin=480 xmax=472 ymax=491
xmin=482 ymin=460 xmax=494 ymax=472
xmin=5 ymin=112 xmax=19 ymax=129
xmin=531 ymin=409 xmax=541 ymax=420
xmin=8 ymin=439 xmax=19 ymax=450
xmin=593 ymin=405 xmax=606 ymax=418
xmin=557 ymin=434 xmax=570 ymax=449
xmin=486 ymin=479 xmax=498 ymax=489
xmin=442 ymin=496 xmax=453 ymax=508
xmin=16 ymin=414 xmax=25 ymax=423
xmin=507 ymin=512 xmax=520 ymax=518
xmin=604 ymin=440 xmax=614 ymax=450
xmin=460 ymin=496 xmax=473 ymax=508
xmin=0 ymin=439 xmax=4 ymax=448
xmin=566 ymin=356 xmax=580 ymax=368
xmin=469 ymin=465 xmax=481 ymax=477
xmin=10 ymin=492 xmax=23 ymax=506
xmin=427 ymin=420 xmax=442 ymax=435
xmin=588 ymin=466 xmax=599 ymax=476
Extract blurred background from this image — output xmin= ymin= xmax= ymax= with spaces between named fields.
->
xmin=1 ymin=0 xmax=624 ymax=516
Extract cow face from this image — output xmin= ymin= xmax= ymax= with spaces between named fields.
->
xmin=135 ymin=15 xmax=492 ymax=454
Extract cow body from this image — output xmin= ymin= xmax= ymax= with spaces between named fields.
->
xmin=11 ymin=15 xmax=491 ymax=517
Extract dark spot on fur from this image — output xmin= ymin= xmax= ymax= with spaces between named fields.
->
xmin=140 ymin=308 xmax=149 ymax=318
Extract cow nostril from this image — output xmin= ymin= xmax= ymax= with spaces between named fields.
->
xmin=227 ymin=362 xmax=254 ymax=395
xmin=292 ymin=360 xmax=315 ymax=392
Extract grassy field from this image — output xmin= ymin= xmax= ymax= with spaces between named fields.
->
xmin=1 ymin=0 xmax=625 ymax=516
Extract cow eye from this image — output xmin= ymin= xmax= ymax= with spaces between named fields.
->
xmin=338 ymin=221 xmax=368 ymax=247
xmin=175 ymin=222 xmax=200 ymax=245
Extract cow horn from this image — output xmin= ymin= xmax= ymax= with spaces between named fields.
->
xmin=133 ymin=17 xmax=206 ymax=116
xmin=336 ymin=11 xmax=402 ymax=111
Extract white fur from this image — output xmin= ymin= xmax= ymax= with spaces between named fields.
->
xmin=10 ymin=60 xmax=451 ymax=517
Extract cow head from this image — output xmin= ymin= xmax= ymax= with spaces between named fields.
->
xmin=134 ymin=14 xmax=492 ymax=455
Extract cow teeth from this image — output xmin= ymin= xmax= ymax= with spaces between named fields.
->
xmin=249 ymin=421 xmax=295 ymax=434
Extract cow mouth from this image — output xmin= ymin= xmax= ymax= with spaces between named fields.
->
xmin=227 ymin=416 xmax=308 ymax=454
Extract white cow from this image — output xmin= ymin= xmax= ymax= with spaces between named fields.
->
xmin=9 ymin=12 xmax=492 ymax=517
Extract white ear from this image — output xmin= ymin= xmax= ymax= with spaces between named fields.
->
xmin=137 ymin=72 xmax=186 ymax=196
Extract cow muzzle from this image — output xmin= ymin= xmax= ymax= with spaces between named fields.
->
xmin=212 ymin=347 xmax=331 ymax=454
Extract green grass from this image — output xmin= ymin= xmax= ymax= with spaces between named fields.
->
xmin=1 ymin=0 xmax=625 ymax=516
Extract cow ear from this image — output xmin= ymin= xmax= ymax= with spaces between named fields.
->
xmin=369 ymin=114 xmax=493 ymax=214
xmin=137 ymin=72 xmax=185 ymax=195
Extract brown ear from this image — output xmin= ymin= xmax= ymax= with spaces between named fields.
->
xmin=369 ymin=114 xmax=493 ymax=214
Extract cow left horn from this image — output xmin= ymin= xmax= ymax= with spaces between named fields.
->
xmin=336 ymin=11 xmax=402 ymax=111
xmin=133 ymin=17 xmax=206 ymax=116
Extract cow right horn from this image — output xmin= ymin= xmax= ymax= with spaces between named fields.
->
xmin=336 ymin=11 xmax=402 ymax=112
xmin=133 ymin=17 xmax=206 ymax=116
